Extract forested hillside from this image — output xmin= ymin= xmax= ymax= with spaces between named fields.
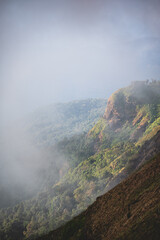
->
xmin=1 ymin=82 xmax=160 ymax=240
xmin=38 ymin=142 xmax=160 ymax=240
xmin=24 ymin=98 xmax=107 ymax=147
xmin=0 ymin=99 xmax=106 ymax=209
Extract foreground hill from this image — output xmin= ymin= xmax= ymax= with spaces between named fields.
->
xmin=0 ymin=81 xmax=160 ymax=239
xmin=38 ymin=140 xmax=160 ymax=240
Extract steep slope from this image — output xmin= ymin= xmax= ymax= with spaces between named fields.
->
xmin=38 ymin=148 xmax=160 ymax=240
xmin=0 ymin=81 xmax=160 ymax=240
xmin=89 ymin=80 xmax=160 ymax=148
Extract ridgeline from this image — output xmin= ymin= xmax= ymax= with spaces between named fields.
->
xmin=1 ymin=81 xmax=160 ymax=240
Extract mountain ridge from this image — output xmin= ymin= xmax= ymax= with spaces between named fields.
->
xmin=0 ymin=82 xmax=160 ymax=240
xmin=24 ymin=98 xmax=107 ymax=147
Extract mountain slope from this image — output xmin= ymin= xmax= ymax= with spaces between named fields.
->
xmin=0 ymin=81 xmax=160 ymax=239
xmin=0 ymin=98 xmax=106 ymax=209
xmin=38 ymin=148 xmax=160 ymax=240
xmin=24 ymin=98 xmax=107 ymax=147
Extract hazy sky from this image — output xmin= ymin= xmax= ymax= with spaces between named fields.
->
xmin=1 ymin=0 xmax=160 ymax=124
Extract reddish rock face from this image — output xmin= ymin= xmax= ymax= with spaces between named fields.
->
xmin=103 ymin=90 xmax=136 ymax=130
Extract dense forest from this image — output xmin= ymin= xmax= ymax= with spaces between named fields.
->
xmin=24 ymin=98 xmax=107 ymax=147
xmin=38 ymin=144 xmax=160 ymax=240
xmin=0 ymin=98 xmax=106 ymax=209
xmin=0 ymin=82 xmax=160 ymax=240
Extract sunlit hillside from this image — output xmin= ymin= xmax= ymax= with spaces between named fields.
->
xmin=1 ymin=82 xmax=160 ymax=240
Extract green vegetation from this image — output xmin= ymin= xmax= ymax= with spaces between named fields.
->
xmin=0 ymin=141 xmax=139 ymax=240
xmin=0 ymin=98 xmax=106 ymax=209
xmin=39 ymin=152 xmax=160 ymax=240
xmin=55 ymin=133 xmax=95 ymax=168
xmin=24 ymin=98 xmax=107 ymax=147
xmin=0 ymin=82 xmax=160 ymax=240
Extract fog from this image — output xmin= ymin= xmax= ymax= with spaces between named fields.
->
xmin=1 ymin=0 xmax=160 ymax=124
xmin=0 ymin=121 xmax=68 ymax=207
xmin=0 ymin=0 xmax=160 ymax=207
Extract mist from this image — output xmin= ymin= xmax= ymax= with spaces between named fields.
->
xmin=0 ymin=121 xmax=68 ymax=207
xmin=1 ymin=0 xmax=160 ymax=124
xmin=0 ymin=0 xmax=160 ymax=207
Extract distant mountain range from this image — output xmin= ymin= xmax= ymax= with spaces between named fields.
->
xmin=24 ymin=98 xmax=107 ymax=147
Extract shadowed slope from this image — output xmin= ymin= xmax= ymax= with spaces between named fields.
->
xmin=38 ymin=146 xmax=160 ymax=240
